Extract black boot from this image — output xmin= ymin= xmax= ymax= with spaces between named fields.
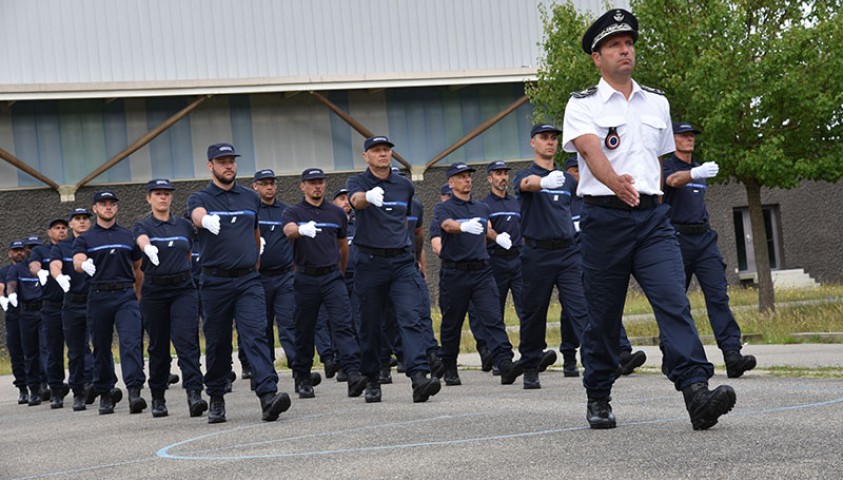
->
xmin=84 ymin=384 xmax=98 ymax=405
xmin=615 ymin=350 xmax=647 ymax=377
xmin=336 ymin=370 xmax=348 ymax=382
xmin=426 ymin=350 xmax=445 ymax=379
xmin=310 ymin=372 xmax=322 ymax=387
xmin=225 ymin=371 xmax=236 ymax=393
xmin=587 ymin=397 xmax=616 ymax=429
xmin=128 ymin=388 xmax=147 ymax=414
xmin=241 ymin=367 xmax=253 ymax=380
xmin=168 ymin=373 xmax=180 ymax=385
xmin=347 ymin=372 xmax=367 ymax=397
xmin=28 ymin=386 xmax=42 ymax=406
xmin=443 ymin=367 xmax=461 ymax=386
xmin=260 ymin=391 xmax=292 ymax=422
xmin=364 ymin=379 xmax=382 ymax=403
xmin=477 ymin=345 xmax=493 ymax=372
xmin=499 ymin=359 xmax=524 ymax=385
xmin=72 ymin=391 xmax=86 ymax=411
xmin=562 ymin=352 xmax=579 ymax=377
xmin=50 ymin=387 xmax=66 ymax=409
xmin=111 ymin=387 xmax=123 ymax=406
xmin=296 ymin=376 xmax=315 ymax=399
xmin=410 ymin=372 xmax=441 ymax=403
xmin=99 ymin=390 xmax=114 ymax=415
xmin=323 ymin=359 xmax=339 ymax=379
xmin=724 ymin=350 xmax=757 ymax=378
xmin=18 ymin=387 xmax=29 ymax=405
xmin=378 ymin=366 xmax=393 ymax=384
xmin=523 ymin=368 xmax=541 ymax=389
xmin=187 ymin=390 xmax=208 ymax=417
xmin=208 ymin=395 xmax=226 ymax=424
xmin=683 ymin=383 xmax=736 ymax=430
xmin=40 ymin=383 xmax=51 ymax=402
xmin=151 ymin=390 xmax=168 ymax=418
xmin=538 ymin=350 xmax=557 ymax=372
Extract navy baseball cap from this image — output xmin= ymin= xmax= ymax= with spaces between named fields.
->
xmin=254 ymin=169 xmax=276 ymax=181
xmin=439 ymin=183 xmax=452 ymax=195
xmin=92 ymin=190 xmax=119 ymax=203
xmin=486 ymin=161 xmax=511 ymax=173
xmin=8 ymin=239 xmax=24 ymax=250
xmin=48 ymin=217 xmax=69 ymax=228
xmin=564 ymin=156 xmax=579 ymax=170
xmin=67 ymin=208 xmax=92 ymax=219
xmin=301 ymin=168 xmax=326 ymax=181
xmin=24 ymin=235 xmax=41 ymax=246
xmin=332 ymin=188 xmax=349 ymax=200
xmin=146 ymin=178 xmax=175 ymax=192
xmin=672 ymin=122 xmax=702 ymax=134
xmin=207 ymin=143 xmax=240 ymax=161
xmin=364 ymin=135 xmax=395 ymax=151
xmin=530 ymin=123 xmax=562 ymax=137
xmin=582 ymin=9 xmax=638 ymax=54
xmin=446 ymin=162 xmax=476 ymax=179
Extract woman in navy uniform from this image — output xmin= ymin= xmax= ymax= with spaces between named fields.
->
xmin=134 ymin=179 xmax=207 ymax=418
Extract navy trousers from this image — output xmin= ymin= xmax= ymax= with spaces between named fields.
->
xmin=468 ymin=253 xmax=523 ymax=350
xmin=88 ymin=288 xmax=145 ymax=393
xmin=200 ymin=272 xmax=278 ymax=397
xmin=41 ymin=303 xmax=66 ymax=389
xmin=19 ymin=307 xmax=43 ymax=390
xmin=62 ymin=299 xmax=93 ymax=393
xmin=140 ymin=279 xmax=203 ymax=392
xmin=4 ymin=309 xmax=27 ymax=389
xmin=579 ymin=203 xmax=713 ymax=400
xmin=383 ymin=268 xmax=439 ymax=363
xmin=559 ymin=291 xmax=634 ymax=355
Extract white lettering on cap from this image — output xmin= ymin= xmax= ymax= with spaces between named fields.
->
xmin=374 ymin=137 xmax=386 ymax=142
xmin=156 ymin=180 xmax=167 ymax=185
xmin=308 ymin=170 xmax=321 ymax=175
xmin=219 ymin=146 xmax=233 ymax=151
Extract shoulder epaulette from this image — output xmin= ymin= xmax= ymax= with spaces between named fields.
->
xmin=640 ymin=85 xmax=665 ymax=95
xmin=570 ymin=86 xmax=597 ymax=98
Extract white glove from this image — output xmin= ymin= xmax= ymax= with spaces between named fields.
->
xmin=82 ymin=258 xmax=96 ymax=277
xmin=690 ymin=162 xmax=719 ymax=180
xmin=8 ymin=292 xmax=18 ymax=308
xmin=540 ymin=170 xmax=566 ymax=189
xmin=365 ymin=187 xmax=385 ymax=207
xmin=260 ymin=237 xmax=266 ymax=255
xmin=298 ymin=221 xmax=321 ymax=238
xmin=55 ymin=274 xmax=71 ymax=293
xmin=495 ymin=232 xmax=513 ymax=250
xmin=143 ymin=245 xmax=160 ymax=266
xmin=0 ymin=296 xmax=8 ymax=312
xmin=37 ymin=269 xmax=50 ymax=286
xmin=201 ymin=214 xmax=221 ymax=235
xmin=459 ymin=217 xmax=484 ymax=235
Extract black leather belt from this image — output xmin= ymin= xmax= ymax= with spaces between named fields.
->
xmin=673 ymin=221 xmax=710 ymax=234
xmin=66 ymin=293 xmax=88 ymax=304
xmin=202 ymin=267 xmax=256 ymax=278
xmin=91 ymin=282 xmax=134 ymax=292
xmin=488 ymin=247 xmax=520 ymax=257
xmin=524 ymin=237 xmax=572 ymax=250
xmin=42 ymin=300 xmax=63 ymax=308
xmin=584 ymin=194 xmax=659 ymax=210
xmin=259 ymin=265 xmax=295 ymax=276
xmin=146 ymin=271 xmax=192 ymax=286
xmin=356 ymin=245 xmax=408 ymax=257
xmin=22 ymin=301 xmax=42 ymax=311
xmin=441 ymin=260 xmax=488 ymax=271
xmin=298 ymin=265 xmax=338 ymax=276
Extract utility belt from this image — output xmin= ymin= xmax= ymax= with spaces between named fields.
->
xmin=297 ymin=265 xmax=338 ymax=276
xmin=584 ymin=194 xmax=659 ymax=210
xmin=22 ymin=301 xmax=42 ymax=312
xmin=145 ymin=271 xmax=192 ymax=286
xmin=488 ymin=247 xmax=520 ymax=257
xmin=441 ymin=260 xmax=488 ymax=271
xmin=90 ymin=282 xmax=134 ymax=292
xmin=356 ymin=245 xmax=408 ymax=257
xmin=65 ymin=293 xmax=88 ymax=304
xmin=259 ymin=265 xmax=295 ymax=276
xmin=673 ymin=221 xmax=710 ymax=235
xmin=524 ymin=237 xmax=572 ymax=250
xmin=202 ymin=267 xmax=256 ymax=278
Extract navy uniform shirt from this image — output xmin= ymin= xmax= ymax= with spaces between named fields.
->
xmin=514 ymin=163 xmax=577 ymax=242
xmin=345 ymin=169 xmax=413 ymax=249
xmin=481 ymin=192 xmax=523 ymax=251
xmin=569 ymin=177 xmax=583 ymax=233
xmin=258 ymin=200 xmax=295 ymax=270
xmin=663 ymin=154 xmax=709 ymax=225
xmin=8 ymin=261 xmax=42 ymax=303
xmin=431 ymin=196 xmax=490 ymax=263
xmin=133 ymin=215 xmax=194 ymax=276
xmin=408 ymin=198 xmax=424 ymax=253
xmin=2 ymin=264 xmax=25 ymax=308
xmin=30 ymin=244 xmax=63 ymax=301
xmin=73 ymin=223 xmax=142 ymax=286
xmin=281 ymin=199 xmax=348 ymax=268
xmin=188 ymin=182 xmax=260 ymax=270
xmin=345 ymin=215 xmax=357 ymax=273
xmin=51 ymin=238 xmax=90 ymax=295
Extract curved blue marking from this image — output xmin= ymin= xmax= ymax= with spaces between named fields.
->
xmin=382 ymin=201 xmax=408 ymax=207
xmin=259 ymin=221 xmax=284 ymax=226
xmin=456 ymin=217 xmax=488 ymax=223
xmin=489 ymin=211 xmax=521 ymax=218
xmin=686 ymin=183 xmax=707 ymax=190
xmin=149 ymin=236 xmax=189 ymax=243
xmin=571 ymin=215 xmax=581 ymax=221
xmin=87 ymin=244 xmax=133 ymax=252
xmin=208 ymin=210 xmax=255 ymax=216
xmin=540 ymin=189 xmax=571 ymax=196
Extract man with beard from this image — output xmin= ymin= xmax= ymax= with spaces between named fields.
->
xmin=1 ymin=240 xmax=30 ymax=404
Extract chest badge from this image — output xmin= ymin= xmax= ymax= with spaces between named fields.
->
xmin=604 ymin=127 xmax=620 ymax=150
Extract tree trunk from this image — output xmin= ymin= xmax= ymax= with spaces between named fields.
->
xmin=744 ymin=179 xmax=776 ymax=313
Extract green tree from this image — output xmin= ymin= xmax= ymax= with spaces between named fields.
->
xmin=529 ymin=0 xmax=843 ymax=313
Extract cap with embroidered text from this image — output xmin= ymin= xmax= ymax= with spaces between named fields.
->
xmin=530 ymin=123 xmax=562 ymax=138
xmin=254 ymin=169 xmax=276 ymax=181
xmin=301 ymin=168 xmax=326 ymax=181
xmin=67 ymin=208 xmax=93 ymax=220
xmin=24 ymin=235 xmax=41 ymax=246
xmin=564 ymin=156 xmax=579 ymax=171
xmin=48 ymin=218 xmax=69 ymax=228
xmin=582 ymin=9 xmax=638 ymax=54
xmin=446 ymin=162 xmax=476 ymax=179
xmin=8 ymin=240 xmax=24 ymax=250
xmin=364 ymin=136 xmax=395 ymax=151
xmin=146 ymin=178 xmax=175 ymax=192
xmin=332 ymin=188 xmax=349 ymax=200
xmin=486 ymin=161 xmax=511 ymax=173
xmin=672 ymin=122 xmax=702 ymax=135
xmin=207 ymin=143 xmax=241 ymax=161
xmin=92 ymin=190 xmax=119 ymax=203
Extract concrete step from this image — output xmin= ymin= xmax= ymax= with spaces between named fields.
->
xmin=740 ymin=268 xmax=820 ymax=290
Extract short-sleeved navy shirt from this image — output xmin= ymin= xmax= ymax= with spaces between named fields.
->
xmin=663 ymin=154 xmax=708 ymax=225
xmin=30 ymin=243 xmax=63 ymax=301
xmin=51 ymin=238 xmax=90 ymax=295
xmin=8 ymin=260 xmax=43 ymax=303
xmin=432 ymin=196 xmax=490 ymax=263
xmin=407 ymin=198 xmax=424 ymax=252
xmin=258 ymin=200 xmax=295 ymax=270
xmin=345 ymin=216 xmax=357 ymax=273
xmin=281 ymin=199 xmax=348 ymax=269
xmin=187 ymin=182 xmax=260 ymax=270
xmin=481 ymin=192 xmax=523 ymax=251
xmin=73 ymin=222 xmax=142 ymax=286
xmin=133 ymin=215 xmax=194 ymax=276
xmin=345 ymin=169 xmax=413 ymax=249
xmin=513 ymin=163 xmax=576 ymax=242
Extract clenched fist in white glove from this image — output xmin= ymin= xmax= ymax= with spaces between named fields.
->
xmin=143 ymin=245 xmax=160 ymax=266
xmin=495 ymin=232 xmax=513 ymax=250
xmin=540 ymin=170 xmax=566 ymax=189
xmin=691 ymin=162 xmax=719 ymax=180
xmin=55 ymin=274 xmax=71 ymax=293
xmin=298 ymin=221 xmax=321 ymax=238
xmin=0 ymin=296 xmax=8 ymax=312
xmin=201 ymin=214 xmax=221 ymax=235
xmin=82 ymin=258 xmax=96 ymax=277
xmin=365 ymin=187 xmax=385 ymax=207
xmin=260 ymin=237 xmax=266 ymax=255
xmin=37 ymin=269 xmax=50 ymax=286
xmin=459 ymin=217 xmax=484 ymax=235
xmin=8 ymin=293 xmax=18 ymax=308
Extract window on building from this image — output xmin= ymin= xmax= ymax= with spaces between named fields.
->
xmin=733 ymin=205 xmax=782 ymax=274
